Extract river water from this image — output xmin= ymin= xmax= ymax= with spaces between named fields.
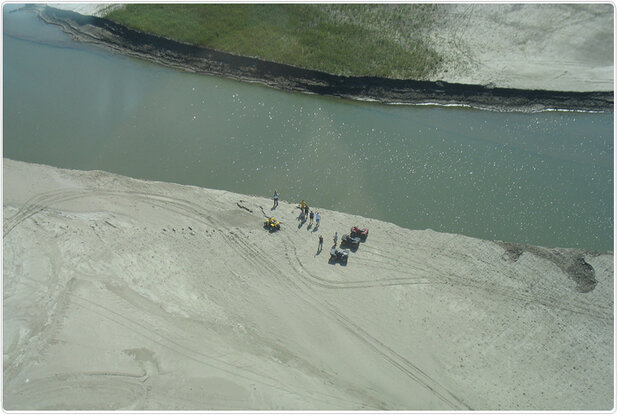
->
xmin=3 ymin=6 xmax=614 ymax=251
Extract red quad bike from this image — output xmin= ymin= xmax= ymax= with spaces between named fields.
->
xmin=350 ymin=226 xmax=368 ymax=241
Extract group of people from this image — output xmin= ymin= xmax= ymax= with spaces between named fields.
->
xmin=298 ymin=200 xmax=320 ymax=227
xmin=274 ymin=191 xmax=320 ymax=228
xmin=273 ymin=191 xmax=324 ymax=254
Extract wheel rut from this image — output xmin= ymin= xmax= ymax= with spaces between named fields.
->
xmin=7 ymin=187 xmax=608 ymax=410
xmin=228 ymin=229 xmax=471 ymax=409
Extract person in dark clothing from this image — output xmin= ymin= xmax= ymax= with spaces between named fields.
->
xmin=273 ymin=191 xmax=279 ymax=208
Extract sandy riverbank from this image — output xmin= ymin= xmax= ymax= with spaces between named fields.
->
xmin=3 ymin=159 xmax=614 ymax=410
xmin=426 ymin=3 xmax=614 ymax=92
xmin=37 ymin=3 xmax=613 ymax=112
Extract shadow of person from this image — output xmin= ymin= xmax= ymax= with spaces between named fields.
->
xmin=298 ymin=218 xmax=307 ymax=229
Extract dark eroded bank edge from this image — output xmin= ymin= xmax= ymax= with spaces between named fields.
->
xmin=39 ymin=5 xmax=612 ymax=113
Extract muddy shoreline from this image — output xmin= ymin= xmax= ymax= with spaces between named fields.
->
xmin=40 ymin=6 xmax=613 ymax=113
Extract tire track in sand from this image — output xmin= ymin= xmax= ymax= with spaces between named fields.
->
xmin=6 ymin=188 xmax=470 ymax=408
xmin=4 ymin=188 xmax=368 ymax=409
xmin=224 ymin=229 xmax=471 ymax=410
xmin=280 ymin=231 xmax=436 ymax=290
xmin=324 ymin=237 xmax=610 ymax=322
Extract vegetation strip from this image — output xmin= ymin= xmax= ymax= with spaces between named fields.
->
xmin=103 ymin=4 xmax=443 ymax=80
xmin=40 ymin=6 xmax=613 ymax=112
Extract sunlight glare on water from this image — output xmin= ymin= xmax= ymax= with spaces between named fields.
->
xmin=3 ymin=7 xmax=614 ymax=251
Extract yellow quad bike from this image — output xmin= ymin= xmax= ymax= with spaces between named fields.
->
xmin=264 ymin=217 xmax=281 ymax=231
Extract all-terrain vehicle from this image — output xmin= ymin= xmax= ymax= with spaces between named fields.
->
xmin=264 ymin=217 xmax=281 ymax=231
xmin=350 ymin=226 xmax=368 ymax=241
xmin=329 ymin=247 xmax=349 ymax=264
xmin=341 ymin=234 xmax=361 ymax=249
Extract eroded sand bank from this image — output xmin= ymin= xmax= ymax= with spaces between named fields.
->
xmin=46 ymin=2 xmax=614 ymax=93
xmin=3 ymin=159 xmax=613 ymax=410
xmin=36 ymin=3 xmax=614 ymax=112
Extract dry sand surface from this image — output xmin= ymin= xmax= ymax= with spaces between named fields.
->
xmin=3 ymin=159 xmax=614 ymax=410
xmin=426 ymin=3 xmax=614 ymax=91
xmin=47 ymin=2 xmax=122 ymax=17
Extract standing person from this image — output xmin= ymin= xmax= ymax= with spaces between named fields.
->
xmin=304 ymin=204 xmax=309 ymax=219
xmin=333 ymin=231 xmax=338 ymax=246
xmin=315 ymin=211 xmax=320 ymax=228
xmin=273 ymin=190 xmax=279 ymax=208
xmin=309 ymin=210 xmax=314 ymax=225
xmin=318 ymin=235 xmax=323 ymax=252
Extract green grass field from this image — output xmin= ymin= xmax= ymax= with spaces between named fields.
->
xmin=104 ymin=4 xmax=443 ymax=79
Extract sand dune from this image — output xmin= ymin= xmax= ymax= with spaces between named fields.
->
xmin=3 ymin=159 xmax=613 ymax=410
